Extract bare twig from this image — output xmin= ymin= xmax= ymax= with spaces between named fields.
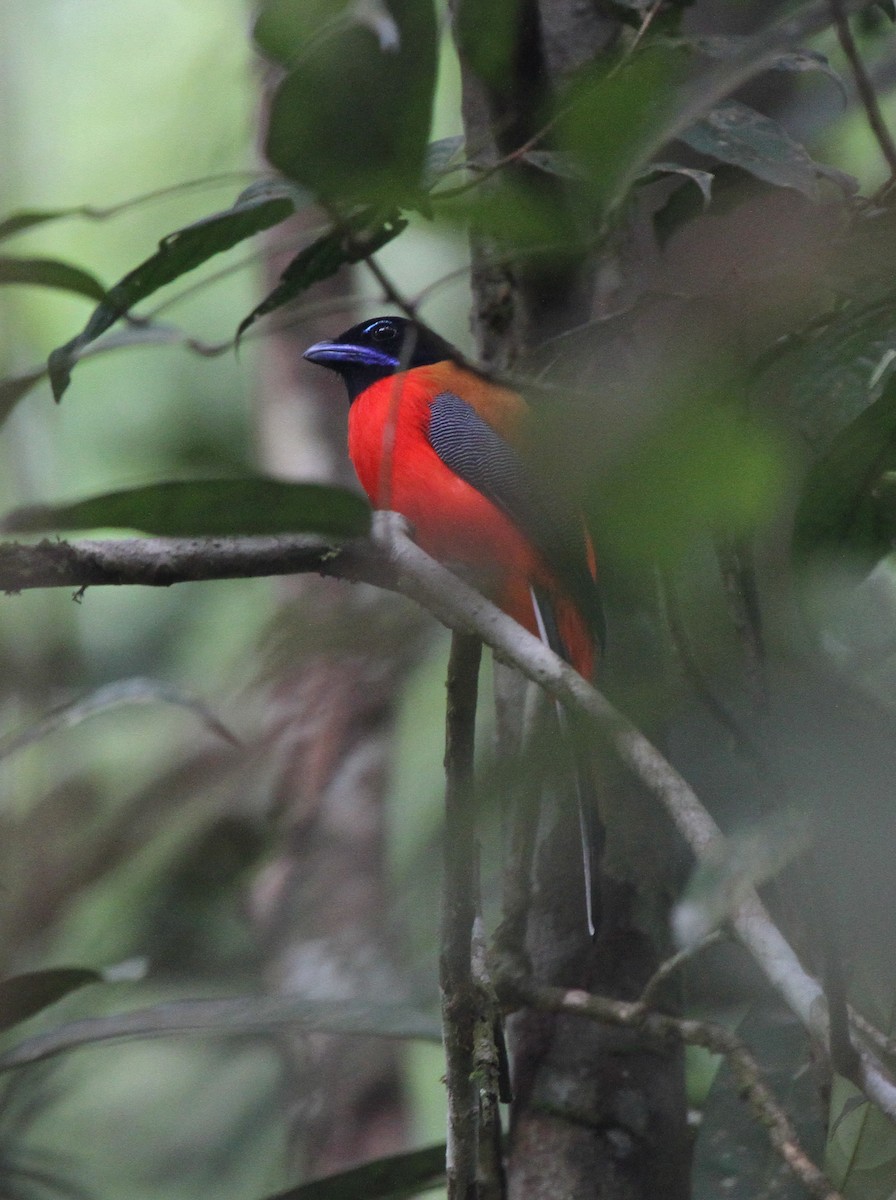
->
xmin=498 ymin=976 xmax=842 ymax=1200
xmin=831 ymin=0 xmax=896 ymax=186
xmin=638 ymin=930 xmax=726 ymax=1010
xmin=441 ymin=632 xmax=483 ymax=1200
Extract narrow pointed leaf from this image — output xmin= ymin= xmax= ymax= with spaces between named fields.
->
xmin=236 ymin=212 xmax=406 ymax=341
xmin=263 ymin=1144 xmax=446 ymax=1200
xmin=0 ymin=968 xmax=101 ymax=1034
xmin=678 ymin=100 xmax=856 ymax=200
xmin=2 ymin=479 xmax=370 ymax=540
xmin=0 ymin=257 xmax=106 ymax=301
xmin=48 ymin=185 xmax=303 ymax=400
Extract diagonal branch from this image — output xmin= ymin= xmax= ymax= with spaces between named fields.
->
xmin=1 ymin=515 xmax=896 ymax=1120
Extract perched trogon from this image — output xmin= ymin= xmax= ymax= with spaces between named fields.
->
xmin=304 ymin=315 xmax=605 ymax=933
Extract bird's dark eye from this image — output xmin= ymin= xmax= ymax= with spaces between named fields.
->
xmin=368 ymin=320 xmax=396 ymax=344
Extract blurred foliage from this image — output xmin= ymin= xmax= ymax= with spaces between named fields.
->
xmin=5 ymin=1 xmax=896 ymax=1199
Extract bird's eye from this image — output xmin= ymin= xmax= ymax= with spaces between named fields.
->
xmin=368 ymin=320 xmax=396 ymax=344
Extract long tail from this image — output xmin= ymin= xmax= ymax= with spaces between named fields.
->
xmin=530 ymin=587 xmax=604 ymax=937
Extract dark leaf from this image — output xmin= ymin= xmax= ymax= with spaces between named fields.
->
xmin=678 ymin=100 xmax=856 ymax=200
xmin=792 ymin=376 xmax=896 ymax=572
xmin=261 ymin=0 xmax=437 ymax=207
xmin=0 ymin=209 xmax=83 ymax=242
xmin=0 ymin=257 xmax=106 ymax=302
xmin=0 ymin=969 xmax=101 ymax=1034
xmin=0 ymin=995 xmax=441 ymax=1071
xmin=48 ymin=185 xmax=302 ymax=400
xmin=2 ymin=479 xmax=370 ymax=541
xmin=236 ymin=211 xmax=406 ymax=341
xmin=758 ymin=298 xmax=896 ymax=573
xmin=262 ymin=1144 xmax=445 ymax=1200
xmin=0 ymin=367 xmax=48 ymax=426
xmin=637 ymin=160 xmax=714 ymax=205
xmin=692 ymin=1006 xmax=823 ymax=1200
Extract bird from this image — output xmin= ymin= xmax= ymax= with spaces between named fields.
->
xmin=304 ymin=315 xmax=605 ymax=933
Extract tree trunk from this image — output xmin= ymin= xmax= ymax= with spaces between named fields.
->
xmin=450 ymin=4 xmax=692 ymax=1195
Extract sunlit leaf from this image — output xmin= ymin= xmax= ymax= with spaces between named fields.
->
xmin=263 ymin=1144 xmax=445 ymax=1200
xmin=0 ymin=257 xmax=106 ymax=302
xmin=48 ymin=184 xmax=303 ymax=400
xmin=0 ymin=677 xmax=237 ymax=761
xmin=0 ymin=968 xmax=101 ymax=1034
xmin=0 ymin=995 xmax=441 ymax=1071
xmin=262 ymin=0 xmax=437 ymax=206
xmin=1 ymin=479 xmax=370 ymax=541
xmin=678 ymin=100 xmax=856 ymax=200
xmin=689 ymin=36 xmax=847 ymax=100
xmin=237 ymin=211 xmax=406 ymax=341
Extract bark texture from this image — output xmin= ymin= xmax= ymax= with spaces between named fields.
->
xmin=450 ymin=3 xmax=691 ymax=1196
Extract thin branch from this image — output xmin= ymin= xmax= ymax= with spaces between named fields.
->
xmin=441 ymin=632 xmax=483 ymax=1200
xmin=498 ymin=976 xmax=842 ymax=1200
xmin=2 ymin=517 xmax=896 ymax=1120
xmin=638 ymin=930 xmax=727 ymax=1010
xmin=831 ymin=0 xmax=896 ymax=185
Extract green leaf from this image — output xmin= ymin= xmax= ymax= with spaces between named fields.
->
xmin=47 ymin=184 xmax=303 ymax=400
xmin=263 ymin=1145 xmax=445 ymax=1200
xmin=758 ymin=297 xmax=896 ymax=573
xmin=1 ymin=479 xmax=370 ymax=541
xmin=828 ymin=1069 xmax=896 ymax=1200
xmin=236 ymin=211 xmax=406 ymax=341
xmin=261 ymin=0 xmax=437 ymax=206
xmin=0 ymin=256 xmax=106 ymax=301
xmin=0 ymin=968 xmax=101 ymax=1034
xmin=678 ymin=100 xmax=856 ymax=200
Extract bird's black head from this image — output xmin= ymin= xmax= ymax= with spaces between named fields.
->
xmin=303 ymin=316 xmax=455 ymax=402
